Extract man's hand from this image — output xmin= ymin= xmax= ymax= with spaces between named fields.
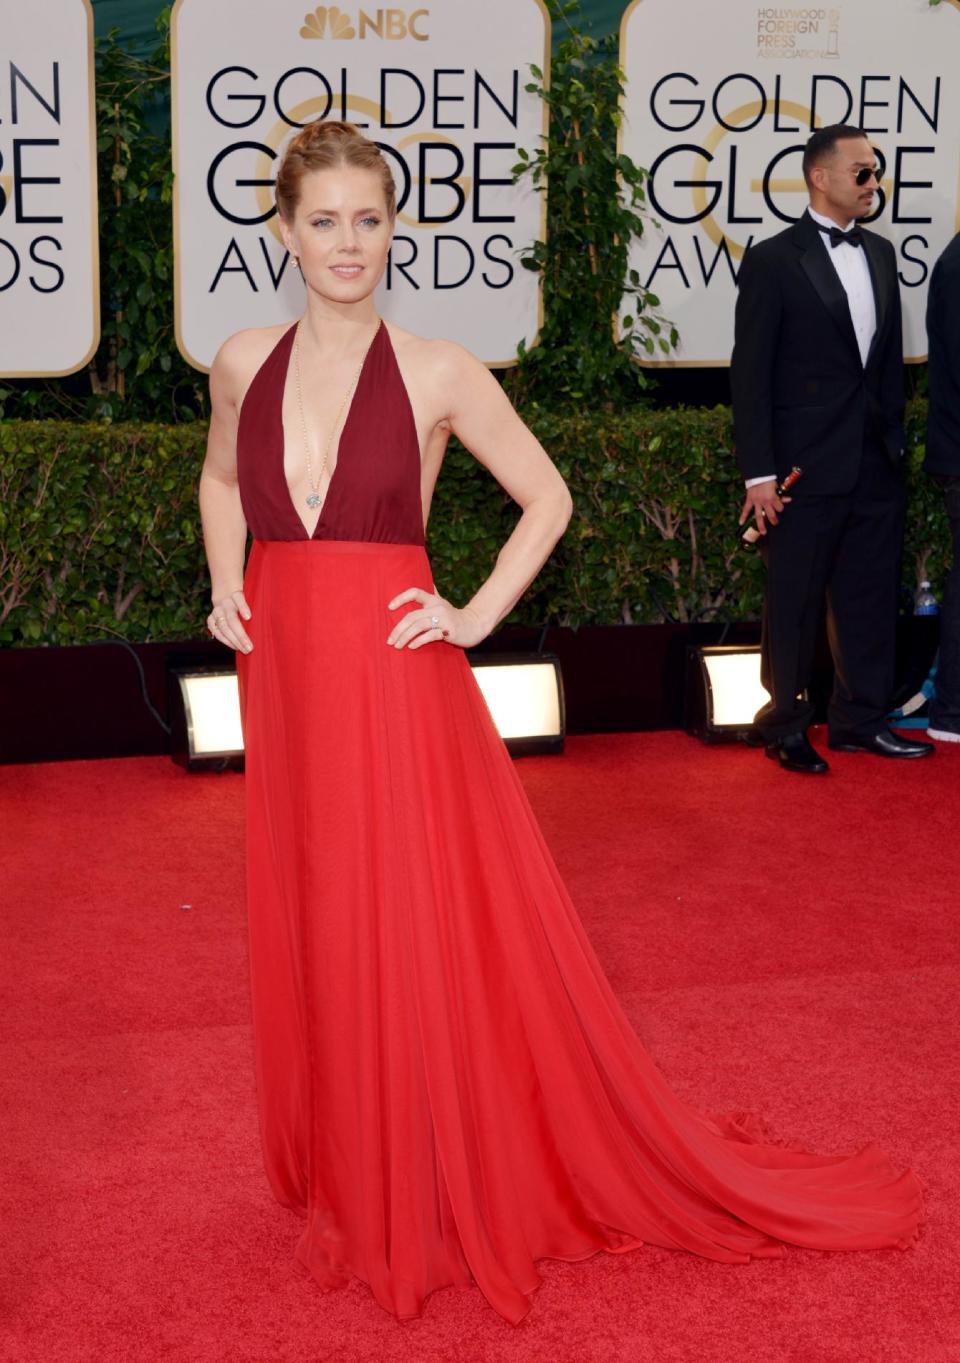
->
xmin=739 ymin=479 xmax=791 ymax=537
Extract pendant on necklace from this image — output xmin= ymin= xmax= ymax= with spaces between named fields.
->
xmin=306 ymin=493 xmax=321 ymax=509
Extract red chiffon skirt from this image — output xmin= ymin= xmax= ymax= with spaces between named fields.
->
xmin=236 ymin=539 xmax=924 ymax=1325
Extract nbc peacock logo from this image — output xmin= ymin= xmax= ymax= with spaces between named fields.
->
xmin=299 ymin=6 xmax=429 ymax=40
xmin=301 ymin=6 xmax=354 ymax=38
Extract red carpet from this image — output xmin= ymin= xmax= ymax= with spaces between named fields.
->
xmin=2 ymin=729 xmax=957 ymax=1361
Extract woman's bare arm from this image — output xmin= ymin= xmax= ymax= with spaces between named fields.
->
xmin=387 ymin=341 xmax=573 ymax=649
xmin=198 ymin=333 xmax=256 ymax=652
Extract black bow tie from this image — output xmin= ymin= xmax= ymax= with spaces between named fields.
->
xmin=816 ymin=221 xmax=864 ymax=249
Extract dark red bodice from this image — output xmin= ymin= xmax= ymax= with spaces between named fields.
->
xmin=236 ymin=320 xmax=425 ymax=545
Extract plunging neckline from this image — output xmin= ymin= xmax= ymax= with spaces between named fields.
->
xmin=279 ymin=319 xmax=384 ymax=540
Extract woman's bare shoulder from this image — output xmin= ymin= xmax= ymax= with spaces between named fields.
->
xmin=384 ymin=322 xmax=482 ymax=386
xmin=210 ymin=321 xmax=296 ymax=401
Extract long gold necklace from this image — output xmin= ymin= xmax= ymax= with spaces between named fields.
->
xmin=293 ymin=321 xmax=378 ymax=510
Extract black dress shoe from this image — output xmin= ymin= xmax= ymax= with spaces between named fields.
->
xmin=828 ymin=727 xmax=935 ymax=758
xmin=764 ymin=731 xmax=829 ymax=773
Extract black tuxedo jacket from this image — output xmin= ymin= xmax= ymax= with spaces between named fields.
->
xmin=925 ymin=232 xmax=960 ymax=478
xmin=730 ymin=210 xmax=905 ymax=495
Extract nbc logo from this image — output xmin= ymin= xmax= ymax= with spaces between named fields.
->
xmin=300 ymin=6 xmax=429 ymax=40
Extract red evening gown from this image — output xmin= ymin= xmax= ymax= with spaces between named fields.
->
xmin=234 ymin=321 xmax=924 ymax=1325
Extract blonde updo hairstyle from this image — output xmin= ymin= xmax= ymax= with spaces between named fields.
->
xmin=275 ymin=120 xmax=397 ymax=223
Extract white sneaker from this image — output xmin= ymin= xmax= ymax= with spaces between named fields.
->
xmin=927 ymin=727 xmax=960 ymax=743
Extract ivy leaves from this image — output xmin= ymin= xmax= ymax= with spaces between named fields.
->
xmin=90 ymin=9 xmax=204 ymax=422
xmin=507 ymin=0 xmax=678 ymax=407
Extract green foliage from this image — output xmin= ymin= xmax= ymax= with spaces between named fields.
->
xmin=0 ymin=421 xmax=209 ymax=645
xmin=0 ymin=8 xmax=207 ymax=424
xmin=902 ymin=435 xmax=953 ymax=595
xmin=505 ymin=0 xmax=677 ymax=407
xmin=1 ymin=401 xmax=949 ymax=647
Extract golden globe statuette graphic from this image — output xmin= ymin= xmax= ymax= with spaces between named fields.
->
xmin=618 ymin=0 xmax=960 ymax=367
xmin=171 ymin=0 xmax=549 ymax=371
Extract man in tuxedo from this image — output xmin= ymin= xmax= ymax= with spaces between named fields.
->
xmin=730 ymin=123 xmax=933 ymax=772
xmin=924 ymin=232 xmax=960 ymax=743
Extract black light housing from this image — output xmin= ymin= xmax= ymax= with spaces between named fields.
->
xmin=684 ymin=643 xmax=771 ymax=743
xmin=466 ymin=651 xmax=566 ymax=756
xmin=168 ymin=660 xmax=245 ymax=772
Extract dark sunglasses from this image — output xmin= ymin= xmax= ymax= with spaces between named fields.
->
xmin=853 ymin=166 xmax=879 ymax=186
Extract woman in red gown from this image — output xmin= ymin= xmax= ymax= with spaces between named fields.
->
xmin=198 ymin=121 xmax=924 ymax=1325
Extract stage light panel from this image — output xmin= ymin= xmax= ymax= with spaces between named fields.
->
xmin=702 ymin=649 xmax=770 ymax=727
xmin=468 ymin=656 xmax=565 ymax=752
xmin=684 ymin=644 xmax=772 ymax=742
xmin=179 ymin=672 xmax=244 ymax=754
xmin=169 ymin=667 xmax=245 ymax=770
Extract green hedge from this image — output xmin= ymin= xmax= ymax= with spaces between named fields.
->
xmin=0 ymin=400 xmax=949 ymax=647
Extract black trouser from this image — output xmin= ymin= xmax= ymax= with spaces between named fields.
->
xmin=929 ymin=475 xmax=960 ymax=734
xmin=755 ymin=438 xmax=907 ymax=742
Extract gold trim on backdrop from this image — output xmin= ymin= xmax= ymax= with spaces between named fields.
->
xmin=8 ymin=0 xmax=101 ymax=378
xmin=172 ymin=0 xmax=551 ymax=374
xmin=170 ymin=0 xmax=201 ymax=372
xmin=618 ymin=0 xmax=644 ymax=53
xmin=516 ymin=0 xmax=551 ymax=370
xmin=957 ymin=74 xmax=960 ymax=236
xmin=77 ymin=0 xmax=102 ymax=375
xmin=907 ymin=80 xmax=960 ymax=365
xmin=617 ymin=0 xmax=733 ymax=369
xmin=616 ymin=0 xmax=705 ymax=368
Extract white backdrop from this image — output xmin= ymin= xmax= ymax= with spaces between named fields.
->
xmin=0 ymin=0 xmax=99 ymax=377
xmin=171 ymin=0 xmax=549 ymax=370
xmin=620 ymin=0 xmax=960 ymax=366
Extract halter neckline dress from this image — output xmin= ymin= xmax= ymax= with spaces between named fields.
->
xmin=233 ymin=320 xmax=924 ymax=1325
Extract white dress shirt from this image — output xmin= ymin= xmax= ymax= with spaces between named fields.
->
xmin=744 ymin=203 xmax=878 ymax=488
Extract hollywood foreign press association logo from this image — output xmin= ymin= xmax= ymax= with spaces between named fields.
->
xmin=756 ymin=6 xmax=840 ymax=60
xmin=300 ymin=5 xmax=429 ymax=41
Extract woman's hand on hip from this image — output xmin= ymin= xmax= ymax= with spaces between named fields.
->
xmin=387 ymin=588 xmax=487 ymax=650
xmin=207 ymin=590 xmax=253 ymax=652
